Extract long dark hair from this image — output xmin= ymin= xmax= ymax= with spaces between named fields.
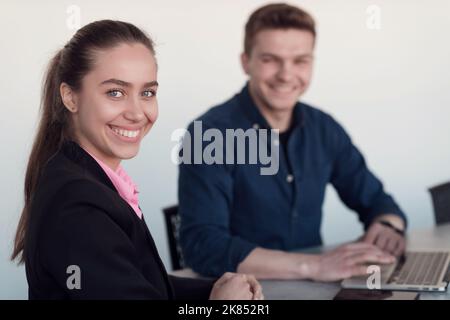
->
xmin=11 ymin=20 xmax=155 ymax=263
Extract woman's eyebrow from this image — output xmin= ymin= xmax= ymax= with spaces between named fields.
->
xmin=99 ymin=78 xmax=130 ymax=87
xmin=142 ymin=81 xmax=159 ymax=88
xmin=99 ymin=78 xmax=158 ymax=88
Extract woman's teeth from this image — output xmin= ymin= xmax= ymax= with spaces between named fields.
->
xmin=111 ymin=126 xmax=139 ymax=138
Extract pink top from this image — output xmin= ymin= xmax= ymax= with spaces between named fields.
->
xmin=83 ymin=148 xmax=143 ymax=219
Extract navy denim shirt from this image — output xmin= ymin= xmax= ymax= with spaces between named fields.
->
xmin=178 ymin=84 xmax=406 ymax=277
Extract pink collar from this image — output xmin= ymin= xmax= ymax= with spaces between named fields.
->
xmin=83 ymin=148 xmax=143 ymax=219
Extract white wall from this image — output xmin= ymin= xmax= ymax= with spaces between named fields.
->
xmin=1 ymin=0 xmax=449 ymax=299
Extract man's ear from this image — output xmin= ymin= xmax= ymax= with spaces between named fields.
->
xmin=240 ymin=52 xmax=250 ymax=75
xmin=60 ymin=82 xmax=78 ymax=113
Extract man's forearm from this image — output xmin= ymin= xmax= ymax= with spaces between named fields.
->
xmin=236 ymin=247 xmax=318 ymax=280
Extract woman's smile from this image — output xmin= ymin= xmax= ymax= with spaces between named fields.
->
xmin=107 ymin=124 xmax=147 ymax=143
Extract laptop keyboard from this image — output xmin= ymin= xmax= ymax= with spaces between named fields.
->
xmin=389 ymin=252 xmax=450 ymax=286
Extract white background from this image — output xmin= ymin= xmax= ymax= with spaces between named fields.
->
xmin=1 ymin=0 xmax=449 ymax=299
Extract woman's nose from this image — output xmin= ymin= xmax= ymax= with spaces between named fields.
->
xmin=123 ymin=98 xmax=146 ymax=122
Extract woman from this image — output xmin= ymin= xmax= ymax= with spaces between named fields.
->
xmin=11 ymin=20 xmax=263 ymax=300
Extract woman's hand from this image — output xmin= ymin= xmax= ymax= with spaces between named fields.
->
xmin=209 ymin=272 xmax=264 ymax=300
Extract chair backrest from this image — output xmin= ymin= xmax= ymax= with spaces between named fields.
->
xmin=429 ymin=181 xmax=450 ymax=225
xmin=162 ymin=205 xmax=186 ymax=270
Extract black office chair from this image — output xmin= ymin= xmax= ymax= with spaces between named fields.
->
xmin=429 ymin=181 xmax=450 ymax=225
xmin=162 ymin=205 xmax=186 ymax=270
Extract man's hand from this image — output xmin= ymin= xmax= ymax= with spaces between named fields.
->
xmin=362 ymin=216 xmax=406 ymax=257
xmin=306 ymin=242 xmax=395 ymax=282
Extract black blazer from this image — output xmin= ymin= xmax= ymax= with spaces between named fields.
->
xmin=25 ymin=141 xmax=214 ymax=300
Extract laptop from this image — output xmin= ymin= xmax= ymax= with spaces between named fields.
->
xmin=341 ymin=250 xmax=450 ymax=292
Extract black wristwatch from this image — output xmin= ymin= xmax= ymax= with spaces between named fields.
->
xmin=378 ymin=220 xmax=405 ymax=236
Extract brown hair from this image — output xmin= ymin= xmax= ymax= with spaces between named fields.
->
xmin=11 ymin=20 xmax=155 ymax=263
xmin=244 ymin=3 xmax=316 ymax=55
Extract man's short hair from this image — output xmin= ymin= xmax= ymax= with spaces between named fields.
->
xmin=244 ymin=3 xmax=316 ymax=55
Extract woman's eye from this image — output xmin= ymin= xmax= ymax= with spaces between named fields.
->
xmin=142 ymin=90 xmax=156 ymax=98
xmin=106 ymin=89 xmax=124 ymax=98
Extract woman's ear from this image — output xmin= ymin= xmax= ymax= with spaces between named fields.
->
xmin=60 ymin=82 xmax=78 ymax=113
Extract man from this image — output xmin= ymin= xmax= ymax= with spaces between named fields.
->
xmin=178 ymin=3 xmax=406 ymax=281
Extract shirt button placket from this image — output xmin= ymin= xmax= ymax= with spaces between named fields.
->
xmin=287 ymin=174 xmax=297 ymax=220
